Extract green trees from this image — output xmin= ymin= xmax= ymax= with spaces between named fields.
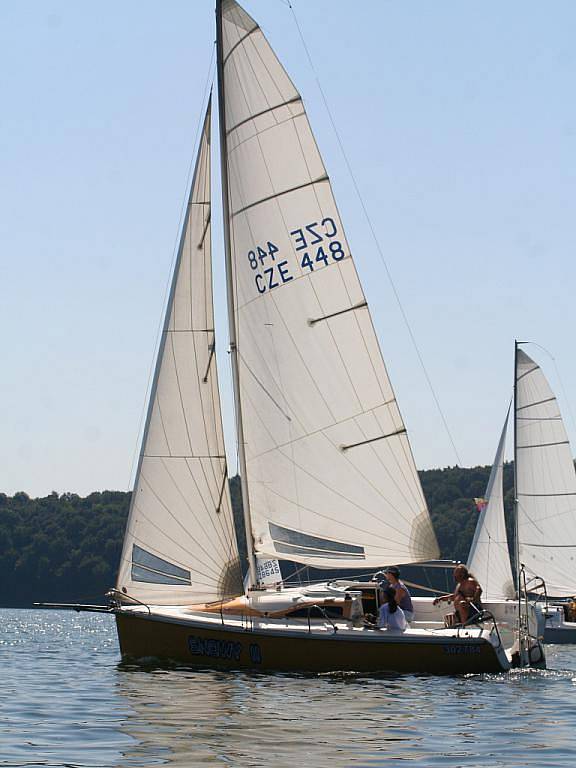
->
xmin=0 ymin=466 xmax=515 ymax=606
xmin=0 ymin=491 xmax=128 ymax=607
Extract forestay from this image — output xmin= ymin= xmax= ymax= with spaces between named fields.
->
xmin=468 ymin=411 xmax=515 ymax=600
xmin=116 ymin=104 xmax=242 ymax=604
xmin=516 ymin=349 xmax=576 ymax=597
xmin=220 ymin=0 xmax=439 ymax=568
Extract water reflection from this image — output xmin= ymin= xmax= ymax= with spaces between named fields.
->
xmin=114 ymin=657 xmax=576 ymax=768
xmin=114 ymin=666 xmax=438 ymax=766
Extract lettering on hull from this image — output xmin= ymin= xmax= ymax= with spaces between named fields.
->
xmin=187 ymin=635 xmax=263 ymax=665
xmin=188 ymin=635 xmax=242 ymax=661
xmin=442 ymin=645 xmax=482 ymax=655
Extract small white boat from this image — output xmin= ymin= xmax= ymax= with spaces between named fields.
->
xmin=468 ymin=343 xmax=576 ymax=645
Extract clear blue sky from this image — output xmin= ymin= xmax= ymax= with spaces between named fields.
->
xmin=1 ymin=0 xmax=575 ymax=497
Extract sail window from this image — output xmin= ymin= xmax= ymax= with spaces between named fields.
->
xmin=131 ymin=545 xmax=191 ymax=586
xmin=269 ymin=523 xmax=365 ymax=560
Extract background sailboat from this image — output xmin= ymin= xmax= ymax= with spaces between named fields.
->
xmin=468 ymin=344 xmax=576 ymax=643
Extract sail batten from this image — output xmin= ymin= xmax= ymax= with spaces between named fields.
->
xmin=220 ymin=0 xmax=438 ymax=568
xmin=116 ymin=102 xmax=242 ymax=604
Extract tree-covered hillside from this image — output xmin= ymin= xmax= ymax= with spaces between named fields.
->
xmin=0 ymin=466 xmax=515 ymax=607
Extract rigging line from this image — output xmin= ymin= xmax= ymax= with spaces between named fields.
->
xmin=126 ymin=44 xmax=216 ymax=491
xmin=285 ymin=1 xmax=462 ymax=465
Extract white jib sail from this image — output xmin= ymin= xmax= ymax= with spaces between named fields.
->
xmin=516 ymin=349 xmax=576 ymax=597
xmin=467 ymin=410 xmax=515 ymax=600
xmin=116 ymin=102 xmax=242 ymax=604
xmin=220 ymin=0 xmax=439 ymax=569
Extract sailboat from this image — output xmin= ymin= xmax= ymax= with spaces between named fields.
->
xmin=468 ymin=342 xmax=576 ymax=644
xmin=109 ymin=0 xmax=521 ymax=673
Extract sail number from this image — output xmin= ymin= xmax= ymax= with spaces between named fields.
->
xmin=290 ymin=217 xmax=346 ymax=274
xmin=247 ymin=242 xmax=294 ymax=295
xmin=246 ymin=217 xmax=346 ymax=295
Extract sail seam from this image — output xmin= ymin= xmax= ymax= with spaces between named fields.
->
xmin=226 ymin=96 xmax=302 ymax=135
xmin=231 ymin=176 xmax=329 ymax=217
xmin=223 ymin=25 xmax=259 ymax=66
xmin=239 ymin=352 xmax=292 ymax=421
xmin=257 ymin=481 xmax=413 ymax=550
xmin=274 ymin=442 xmax=417 ymax=537
xmin=169 ymin=332 xmax=195 ymax=457
xmin=516 ymin=440 xmax=569 ymax=449
xmin=144 ymin=455 xmax=226 ymax=459
xmin=518 ymin=491 xmax=576 ymax=497
xmin=516 ymin=396 xmax=556 ymax=411
xmin=516 ymin=365 xmax=539 ymax=382
xmin=248 ymin=400 xmax=398 ymax=461
xmin=516 ymin=416 xmax=561 ymax=421
xmin=139 ymin=469 xmax=228 ymax=571
xmin=130 ymin=505 xmax=222 ymax=580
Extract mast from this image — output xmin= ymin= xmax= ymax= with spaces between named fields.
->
xmin=215 ymin=0 xmax=258 ymax=589
xmin=513 ymin=339 xmax=520 ymax=596
xmin=513 ymin=339 xmax=528 ymax=664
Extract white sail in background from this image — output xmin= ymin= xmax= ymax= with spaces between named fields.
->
xmin=468 ymin=411 xmax=515 ymax=600
xmin=116 ymin=103 xmax=242 ymax=604
xmin=516 ymin=349 xmax=576 ymax=597
xmin=220 ymin=0 xmax=439 ymax=568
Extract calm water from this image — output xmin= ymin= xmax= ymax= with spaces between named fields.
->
xmin=1 ymin=609 xmax=576 ymax=767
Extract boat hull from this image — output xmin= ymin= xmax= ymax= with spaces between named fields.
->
xmin=115 ymin=611 xmax=509 ymax=675
xmin=544 ymin=625 xmax=576 ymax=644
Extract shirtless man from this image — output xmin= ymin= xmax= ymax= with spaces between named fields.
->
xmin=433 ymin=565 xmax=483 ymax=624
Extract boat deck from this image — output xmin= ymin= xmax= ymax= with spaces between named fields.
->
xmin=117 ymin=604 xmax=502 ymax=645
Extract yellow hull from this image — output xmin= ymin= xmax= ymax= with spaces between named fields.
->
xmin=115 ymin=610 xmax=510 ymax=675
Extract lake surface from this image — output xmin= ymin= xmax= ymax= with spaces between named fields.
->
xmin=1 ymin=609 xmax=576 ymax=767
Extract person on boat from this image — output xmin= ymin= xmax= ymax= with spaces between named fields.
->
xmin=383 ymin=566 xmax=414 ymax=623
xmin=432 ymin=565 xmax=483 ymax=625
xmin=377 ymin=586 xmax=407 ymax=631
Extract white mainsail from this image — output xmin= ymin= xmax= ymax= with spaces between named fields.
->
xmin=516 ymin=349 xmax=576 ymax=597
xmin=219 ymin=0 xmax=439 ymax=569
xmin=116 ymin=103 xmax=242 ymax=604
xmin=468 ymin=411 xmax=515 ymax=600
